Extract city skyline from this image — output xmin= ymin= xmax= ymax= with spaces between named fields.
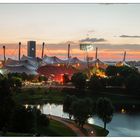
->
xmin=0 ymin=4 xmax=140 ymax=60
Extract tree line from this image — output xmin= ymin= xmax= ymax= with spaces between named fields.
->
xmin=0 ymin=75 xmax=49 ymax=136
xmin=71 ymin=65 xmax=140 ymax=94
xmin=63 ymin=95 xmax=114 ymax=129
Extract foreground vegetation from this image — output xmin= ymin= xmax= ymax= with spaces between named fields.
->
xmin=13 ymin=87 xmax=140 ymax=109
xmin=13 ymin=87 xmax=65 ymax=104
xmin=1 ymin=65 xmax=140 ymax=136
xmin=39 ymin=119 xmax=76 ymax=136
xmin=0 ymin=119 xmax=76 ymax=137
xmin=0 ymin=76 xmax=77 ymax=137
xmin=89 ymin=124 xmax=109 ymax=137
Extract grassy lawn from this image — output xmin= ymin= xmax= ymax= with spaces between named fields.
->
xmin=89 ymin=124 xmax=109 ymax=137
xmin=38 ymin=119 xmax=76 ymax=136
xmin=64 ymin=119 xmax=108 ymax=137
xmin=13 ymin=87 xmax=65 ymax=104
xmin=0 ymin=131 xmax=33 ymax=137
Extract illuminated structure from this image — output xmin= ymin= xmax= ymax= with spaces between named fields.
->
xmin=1 ymin=41 xmax=136 ymax=81
xmin=116 ymin=51 xmax=130 ymax=67
xmin=27 ymin=41 xmax=36 ymax=58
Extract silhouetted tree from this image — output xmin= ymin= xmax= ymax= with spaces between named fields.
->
xmin=107 ymin=76 xmax=125 ymax=87
xmin=71 ymin=72 xmax=87 ymax=90
xmin=63 ymin=74 xmax=70 ymax=83
xmin=71 ymin=98 xmax=93 ymax=128
xmin=96 ymin=97 xmax=114 ymax=129
xmin=105 ymin=66 xmax=118 ymax=77
xmin=10 ymin=77 xmax=22 ymax=91
xmin=0 ymin=77 xmax=15 ymax=130
xmin=88 ymin=75 xmax=103 ymax=91
xmin=118 ymin=66 xmax=138 ymax=78
xmin=11 ymin=106 xmax=34 ymax=133
xmin=125 ymin=73 xmax=140 ymax=92
xmin=38 ymin=75 xmax=48 ymax=82
xmin=11 ymin=106 xmax=50 ymax=133
xmin=63 ymin=95 xmax=77 ymax=119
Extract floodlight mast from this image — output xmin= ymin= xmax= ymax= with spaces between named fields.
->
xmin=86 ymin=49 xmax=90 ymax=74
xmin=80 ymin=43 xmax=94 ymax=78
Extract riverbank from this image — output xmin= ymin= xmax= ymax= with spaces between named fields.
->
xmin=13 ymin=87 xmax=64 ymax=104
xmin=49 ymin=115 xmax=108 ymax=137
xmin=0 ymin=114 xmax=108 ymax=137
xmin=13 ymin=87 xmax=140 ymax=112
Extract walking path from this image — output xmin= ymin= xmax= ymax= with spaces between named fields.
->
xmin=49 ymin=115 xmax=96 ymax=137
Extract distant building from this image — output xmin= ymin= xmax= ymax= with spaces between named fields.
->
xmin=27 ymin=41 xmax=36 ymax=58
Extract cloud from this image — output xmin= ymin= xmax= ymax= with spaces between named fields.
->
xmin=87 ymin=30 xmax=95 ymax=34
xmin=120 ymin=35 xmax=140 ymax=38
xmin=80 ymin=37 xmax=106 ymax=43
xmin=0 ymin=43 xmax=140 ymax=61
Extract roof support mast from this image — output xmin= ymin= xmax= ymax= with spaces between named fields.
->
xmin=123 ymin=51 xmax=126 ymax=62
xmin=19 ymin=42 xmax=21 ymax=61
xmin=68 ymin=44 xmax=71 ymax=59
xmin=3 ymin=46 xmax=6 ymax=63
xmin=42 ymin=42 xmax=45 ymax=59
xmin=95 ymin=47 xmax=98 ymax=60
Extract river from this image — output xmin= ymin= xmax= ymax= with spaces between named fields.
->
xmin=40 ymin=103 xmax=140 ymax=137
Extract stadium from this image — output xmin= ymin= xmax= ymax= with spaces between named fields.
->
xmin=0 ymin=41 xmax=133 ymax=83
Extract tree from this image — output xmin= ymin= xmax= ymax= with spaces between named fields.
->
xmin=96 ymin=97 xmax=114 ymax=129
xmin=11 ymin=106 xmax=50 ymax=133
xmin=38 ymin=75 xmax=48 ymax=82
xmin=10 ymin=77 xmax=22 ymax=91
xmin=71 ymin=72 xmax=87 ymax=90
xmin=11 ymin=106 xmax=34 ymax=133
xmin=105 ymin=66 xmax=118 ymax=77
xmin=71 ymin=98 xmax=93 ymax=128
xmin=63 ymin=74 xmax=70 ymax=84
xmin=107 ymin=76 xmax=125 ymax=87
xmin=21 ymin=72 xmax=28 ymax=81
xmin=88 ymin=75 xmax=103 ymax=91
xmin=125 ymin=73 xmax=140 ymax=92
xmin=117 ymin=66 xmax=138 ymax=78
xmin=0 ymin=77 xmax=15 ymax=130
xmin=63 ymin=95 xmax=77 ymax=119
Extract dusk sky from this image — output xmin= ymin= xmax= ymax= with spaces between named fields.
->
xmin=0 ymin=3 xmax=140 ymax=61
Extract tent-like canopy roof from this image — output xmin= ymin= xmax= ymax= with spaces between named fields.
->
xmin=42 ymin=55 xmax=65 ymax=64
xmin=4 ymin=57 xmax=38 ymax=75
xmin=116 ymin=61 xmax=130 ymax=67
xmin=5 ymin=65 xmax=38 ymax=75
xmin=89 ymin=59 xmax=108 ymax=70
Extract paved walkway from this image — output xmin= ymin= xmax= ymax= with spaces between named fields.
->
xmin=49 ymin=115 xmax=96 ymax=137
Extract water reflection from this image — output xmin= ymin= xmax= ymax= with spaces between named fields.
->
xmin=42 ymin=103 xmax=69 ymax=118
xmin=41 ymin=103 xmax=140 ymax=137
xmin=88 ymin=113 xmax=140 ymax=137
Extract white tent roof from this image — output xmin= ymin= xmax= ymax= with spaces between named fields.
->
xmin=116 ymin=61 xmax=130 ymax=67
xmin=65 ymin=57 xmax=85 ymax=64
xmin=4 ymin=57 xmax=38 ymax=75
xmin=43 ymin=55 xmax=65 ymax=64
xmin=5 ymin=65 xmax=38 ymax=75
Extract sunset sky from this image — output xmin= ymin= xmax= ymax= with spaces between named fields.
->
xmin=0 ymin=3 xmax=140 ymax=61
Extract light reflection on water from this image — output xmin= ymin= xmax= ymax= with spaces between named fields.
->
xmin=41 ymin=103 xmax=140 ymax=137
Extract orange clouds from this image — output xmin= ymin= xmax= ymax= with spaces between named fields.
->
xmin=0 ymin=43 xmax=140 ymax=61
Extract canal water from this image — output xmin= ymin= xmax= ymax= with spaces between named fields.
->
xmin=41 ymin=103 xmax=140 ymax=137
